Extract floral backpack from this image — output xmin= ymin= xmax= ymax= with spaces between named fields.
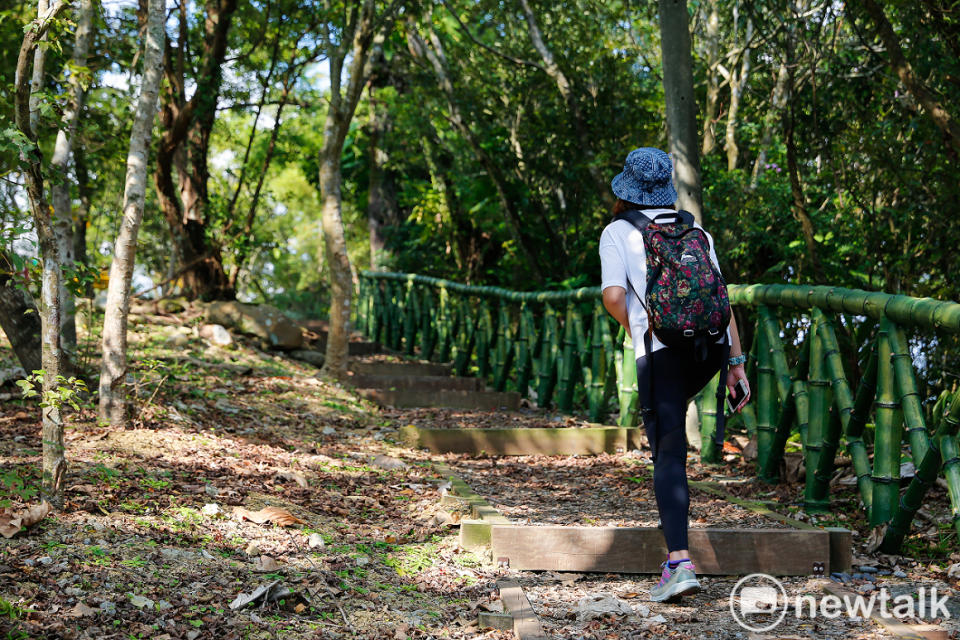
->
xmin=615 ymin=209 xmax=731 ymax=350
xmin=614 ymin=208 xmax=734 ymax=446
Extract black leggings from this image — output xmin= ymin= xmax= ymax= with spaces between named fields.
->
xmin=636 ymin=342 xmax=725 ymax=552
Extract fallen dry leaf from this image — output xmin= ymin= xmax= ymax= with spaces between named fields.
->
xmin=0 ymin=501 xmax=52 ymax=539
xmin=276 ymin=470 xmax=309 ymax=489
xmin=233 ymin=505 xmax=305 ymax=527
xmin=254 ymin=555 xmax=282 ymax=572
xmin=65 ymin=602 xmax=97 ymax=617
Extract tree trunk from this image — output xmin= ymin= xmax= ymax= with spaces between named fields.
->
xmin=0 ymin=253 xmax=42 ymax=374
xmin=73 ymin=144 xmax=93 ymax=296
xmin=658 ymin=0 xmax=703 ymax=222
xmin=318 ymin=0 xmax=387 ymax=378
xmin=749 ymin=62 xmax=788 ymax=190
xmin=15 ymin=0 xmax=72 ymax=506
xmin=153 ymin=0 xmax=238 ymax=301
xmin=724 ymin=17 xmax=752 ymax=171
xmin=701 ymin=0 xmax=720 ymax=156
xmin=50 ymin=0 xmax=93 ymax=364
xmin=783 ymin=38 xmax=820 ymax=281
xmin=99 ymin=0 xmax=165 ymax=427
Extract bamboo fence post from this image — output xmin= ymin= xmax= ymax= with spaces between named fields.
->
xmin=436 ymin=287 xmax=453 ymax=362
xmin=598 ymin=308 xmax=618 ymax=421
xmin=888 ymin=324 xmax=931 ymax=466
xmin=492 ymin=303 xmax=515 ymax=392
xmin=514 ymin=303 xmax=535 ymax=398
xmin=616 ymin=330 xmax=638 ymax=427
xmin=403 ymin=282 xmax=417 ymax=356
xmin=699 ymin=369 xmax=723 ymax=464
xmin=556 ymin=303 xmax=579 ymax=412
xmin=804 ymin=317 xmax=831 ymax=513
xmin=811 ymin=310 xmax=846 ymax=505
xmin=537 ymin=304 xmax=559 ymax=408
xmin=453 ymin=299 xmax=476 ymax=376
xmin=755 ymin=315 xmax=777 ymax=479
xmin=583 ymin=305 xmax=608 ymax=422
xmin=881 ymin=391 xmax=960 ymax=552
xmin=419 ymin=287 xmax=436 ymax=360
xmin=762 ymin=336 xmax=811 ymax=483
xmin=870 ymin=320 xmax=904 ymax=526
xmin=476 ymin=300 xmax=493 ymax=382
xmin=940 ymin=430 xmax=960 ymax=535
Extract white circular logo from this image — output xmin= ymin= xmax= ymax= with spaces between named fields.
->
xmin=729 ymin=573 xmax=788 ymax=632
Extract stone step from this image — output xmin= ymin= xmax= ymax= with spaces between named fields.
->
xmin=350 ymin=361 xmax=453 ymax=377
xmin=347 ymin=373 xmax=483 ymax=391
xmin=359 ymin=388 xmax=520 ymax=411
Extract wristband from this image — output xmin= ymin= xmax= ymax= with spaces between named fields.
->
xmin=728 ymin=354 xmax=747 ymax=366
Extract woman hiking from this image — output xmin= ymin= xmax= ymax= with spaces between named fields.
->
xmin=599 ymin=146 xmax=750 ymax=602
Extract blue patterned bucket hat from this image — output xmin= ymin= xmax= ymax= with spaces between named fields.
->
xmin=611 ymin=147 xmax=678 ymax=207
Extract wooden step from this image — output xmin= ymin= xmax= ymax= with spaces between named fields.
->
xmin=350 ymin=361 xmax=453 ymax=377
xmin=347 ymin=373 xmax=483 ymax=391
xmin=491 ymin=525 xmax=841 ymax=576
xmin=402 ymin=425 xmax=644 ymax=455
xmin=360 ymin=388 xmax=520 ymax=411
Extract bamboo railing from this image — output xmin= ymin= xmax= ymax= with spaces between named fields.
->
xmin=356 ymin=272 xmax=960 ymax=553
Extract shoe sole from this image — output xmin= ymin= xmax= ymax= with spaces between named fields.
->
xmin=649 ymin=579 xmax=701 ymax=602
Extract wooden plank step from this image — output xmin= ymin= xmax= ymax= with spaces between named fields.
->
xmin=360 ymin=388 xmax=520 ymax=410
xmin=402 ymin=425 xmax=644 ymax=455
xmin=497 ymin=581 xmax=548 ymax=639
xmin=349 ymin=361 xmax=452 ymax=377
xmin=434 ymin=462 xmax=511 ymax=549
xmin=491 ymin=526 xmax=834 ymax=576
xmin=346 ymin=373 xmax=483 ymax=391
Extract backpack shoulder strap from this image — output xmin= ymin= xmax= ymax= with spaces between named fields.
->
xmin=613 ymin=209 xmax=654 ymax=234
xmin=676 ymin=210 xmax=696 ymax=227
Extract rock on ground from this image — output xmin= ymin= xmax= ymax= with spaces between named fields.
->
xmin=204 ymin=301 xmax=303 ymax=350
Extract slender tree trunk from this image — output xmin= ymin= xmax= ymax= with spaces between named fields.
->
xmin=50 ymin=0 xmax=93 ymax=364
xmin=701 ymin=0 xmax=720 ymax=156
xmin=28 ymin=0 xmax=49 ymax=135
xmin=783 ymin=37 xmax=820 ymax=281
xmin=0 ymin=252 xmax=42 ymax=374
xmin=724 ymin=16 xmax=752 ymax=171
xmin=318 ymin=0 xmax=388 ymax=378
xmin=517 ymin=0 xmax=614 ymax=209
xmin=15 ymin=0 xmax=72 ymax=506
xmin=99 ymin=0 xmax=165 ymax=427
xmin=658 ymin=0 xmax=702 ymax=222
xmin=366 ymin=84 xmax=392 ymax=270
xmin=749 ymin=62 xmax=788 ymax=189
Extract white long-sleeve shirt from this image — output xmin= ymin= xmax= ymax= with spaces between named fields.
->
xmin=599 ymin=208 xmax=731 ymax=358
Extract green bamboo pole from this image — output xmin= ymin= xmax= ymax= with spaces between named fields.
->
xmin=419 ymin=287 xmax=436 ymax=360
xmin=762 ymin=336 xmax=811 ymax=483
xmin=403 ymin=283 xmax=417 ymax=356
xmin=888 ymin=324 xmax=931 ymax=466
xmin=811 ymin=310 xmax=845 ymax=504
xmin=598 ymin=309 xmax=618 ymax=421
xmin=699 ymin=370 xmax=723 ymax=464
xmin=514 ymin=303 xmax=535 ymax=398
xmin=475 ymin=301 xmax=493 ymax=381
xmin=804 ymin=319 xmax=831 ymax=513
xmin=537 ymin=305 xmax=559 ymax=408
xmin=881 ymin=391 xmax=960 ymax=552
xmin=755 ymin=316 xmax=777 ymax=480
xmin=940 ymin=432 xmax=960 ymax=534
xmin=844 ymin=340 xmax=877 ymax=514
xmin=616 ymin=330 xmax=638 ymax=427
xmin=584 ymin=305 xmax=610 ymax=422
xmin=492 ymin=303 xmax=515 ymax=392
xmin=870 ymin=321 xmax=904 ymax=526
xmin=556 ymin=303 xmax=579 ymax=412
xmin=389 ymin=281 xmax=403 ymax=351
xmin=452 ymin=300 xmax=476 ymax=376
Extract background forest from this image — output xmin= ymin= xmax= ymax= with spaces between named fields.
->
xmin=4 ymin=0 xmax=959 ymax=310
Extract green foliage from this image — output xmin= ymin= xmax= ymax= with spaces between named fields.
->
xmin=16 ymin=371 xmax=88 ymax=412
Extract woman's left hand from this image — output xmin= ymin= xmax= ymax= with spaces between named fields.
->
xmin=727 ymin=363 xmax=751 ymax=412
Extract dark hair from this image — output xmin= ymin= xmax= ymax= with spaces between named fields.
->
xmin=611 ymin=198 xmax=675 ymax=218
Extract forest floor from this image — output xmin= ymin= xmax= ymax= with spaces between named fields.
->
xmin=0 ymin=309 xmax=959 ymax=639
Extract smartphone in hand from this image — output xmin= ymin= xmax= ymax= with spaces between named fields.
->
xmin=726 ymin=378 xmax=749 ymax=414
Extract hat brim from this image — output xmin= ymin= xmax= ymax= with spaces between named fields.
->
xmin=611 ymin=171 xmax=678 ymax=207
